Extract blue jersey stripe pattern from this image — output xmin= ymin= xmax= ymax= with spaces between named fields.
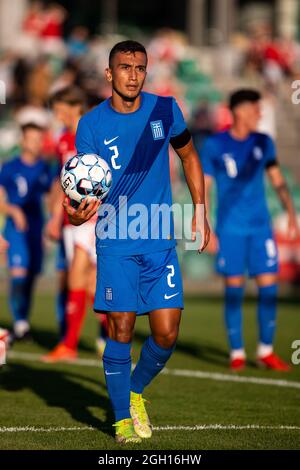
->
xmin=106 ymin=96 xmax=173 ymax=212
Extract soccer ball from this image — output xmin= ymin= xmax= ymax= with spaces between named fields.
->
xmin=61 ymin=153 xmax=112 ymax=204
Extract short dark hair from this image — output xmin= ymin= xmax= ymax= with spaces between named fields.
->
xmin=49 ymin=85 xmax=86 ymax=109
xmin=21 ymin=122 xmax=45 ymax=134
xmin=108 ymin=40 xmax=147 ymax=68
xmin=229 ymin=89 xmax=261 ymax=111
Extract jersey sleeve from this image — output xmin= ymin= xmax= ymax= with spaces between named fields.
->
xmin=45 ymin=163 xmax=58 ymax=192
xmin=264 ymin=135 xmax=278 ymax=168
xmin=76 ymin=116 xmax=98 ymax=154
xmin=0 ymin=162 xmax=9 ymax=190
xmin=170 ymin=98 xmax=188 ymax=138
xmin=200 ymin=137 xmax=217 ymax=177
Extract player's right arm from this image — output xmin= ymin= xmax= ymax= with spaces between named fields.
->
xmin=201 ymin=137 xmax=219 ymax=254
xmin=0 ymin=186 xmax=27 ymax=232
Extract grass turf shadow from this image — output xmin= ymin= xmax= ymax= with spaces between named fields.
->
xmin=1 ymin=362 xmax=114 ymax=440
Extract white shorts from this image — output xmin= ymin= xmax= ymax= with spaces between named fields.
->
xmin=63 ymin=223 xmax=97 ymax=266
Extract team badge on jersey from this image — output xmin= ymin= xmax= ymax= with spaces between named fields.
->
xmin=150 ymin=120 xmax=165 ymax=140
xmin=253 ymin=146 xmax=263 ymax=160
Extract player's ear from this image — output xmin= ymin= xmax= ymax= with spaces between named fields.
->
xmin=105 ymin=67 xmax=112 ymax=82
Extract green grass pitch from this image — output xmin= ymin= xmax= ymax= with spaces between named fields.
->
xmin=0 ymin=292 xmax=300 ymax=450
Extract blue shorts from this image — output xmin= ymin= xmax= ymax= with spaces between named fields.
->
xmin=56 ymin=238 xmax=67 ymax=272
xmin=4 ymin=226 xmax=43 ymax=275
xmin=94 ymin=248 xmax=184 ymax=315
xmin=216 ymin=228 xmax=278 ymax=277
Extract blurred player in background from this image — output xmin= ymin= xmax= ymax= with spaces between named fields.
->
xmin=0 ymin=123 xmax=55 ymax=340
xmin=202 ymin=89 xmax=299 ymax=372
xmin=43 ymin=86 xmax=107 ymax=362
xmin=63 ymin=40 xmax=210 ymax=444
xmin=0 ymin=234 xmax=10 ymax=366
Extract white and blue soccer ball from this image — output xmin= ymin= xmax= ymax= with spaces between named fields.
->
xmin=61 ymin=153 xmax=112 ymax=204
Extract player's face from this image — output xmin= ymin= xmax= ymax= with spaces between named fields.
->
xmin=235 ymin=101 xmax=261 ymax=131
xmin=53 ymin=102 xmax=81 ymax=129
xmin=22 ymin=129 xmax=43 ymax=157
xmin=106 ymin=51 xmax=147 ymax=101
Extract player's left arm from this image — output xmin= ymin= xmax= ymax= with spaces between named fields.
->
xmin=267 ymin=163 xmax=299 ymax=239
xmin=174 ymin=137 xmax=210 ymax=252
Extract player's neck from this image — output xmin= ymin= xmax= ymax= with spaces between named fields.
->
xmin=71 ymin=116 xmax=81 ymax=134
xmin=21 ymin=151 xmax=38 ymax=166
xmin=229 ymin=123 xmax=251 ymax=141
xmin=110 ymin=93 xmax=142 ymax=114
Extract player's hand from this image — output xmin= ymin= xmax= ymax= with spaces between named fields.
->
xmin=10 ymin=206 xmax=28 ymax=232
xmin=45 ymin=216 xmax=62 ymax=241
xmin=192 ymin=213 xmax=210 ymax=253
xmin=206 ymin=230 xmax=219 ymax=254
xmin=0 ymin=234 xmax=8 ymax=253
xmin=63 ymin=197 xmax=101 ymax=226
xmin=287 ymin=214 xmax=300 ymax=240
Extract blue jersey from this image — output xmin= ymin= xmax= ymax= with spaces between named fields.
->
xmin=0 ymin=156 xmax=53 ymax=228
xmin=201 ymin=130 xmax=277 ymax=235
xmin=76 ymin=91 xmax=187 ymax=255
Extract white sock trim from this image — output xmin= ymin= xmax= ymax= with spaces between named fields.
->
xmin=230 ymin=349 xmax=246 ymax=360
xmin=257 ymin=343 xmax=273 ymax=358
xmin=14 ymin=320 xmax=30 ymax=337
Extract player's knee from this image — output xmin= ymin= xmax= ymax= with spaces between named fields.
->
xmin=153 ymin=330 xmax=178 ymax=349
xmin=11 ymin=268 xmax=27 ymax=278
xmin=113 ymin=322 xmax=135 ymax=343
xmin=225 ymin=276 xmax=244 ymax=288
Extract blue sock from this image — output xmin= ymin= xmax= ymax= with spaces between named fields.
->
xmin=131 ymin=336 xmax=175 ymax=394
xmin=224 ymin=286 xmax=244 ymax=350
xmin=56 ymin=288 xmax=67 ymax=339
xmin=23 ymin=275 xmax=35 ymax=320
xmin=103 ymin=339 xmax=132 ymax=422
xmin=9 ymin=277 xmax=29 ymax=323
xmin=257 ymin=284 xmax=277 ymax=345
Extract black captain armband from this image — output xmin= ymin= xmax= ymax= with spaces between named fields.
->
xmin=170 ymin=128 xmax=191 ymax=149
xmin=265 ymin=158 xmax=279 ymax=169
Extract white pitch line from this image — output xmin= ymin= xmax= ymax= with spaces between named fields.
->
xmin=154 ymin=425 xmax=300 ymax=431
xmin=0 ymin=424 xmax=300 ymax=433
xmin=7 ymin=350 xmax=300 ymax=390
xmin=0 ymin=426 xmax=95 ymax=433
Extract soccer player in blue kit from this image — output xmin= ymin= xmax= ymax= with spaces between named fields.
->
xmin=202 ymin=89 xmax=299 ymax=372
xmin=0 ymin=123 xmax=54 ymax=340
xmin=63 ymin=40 xmax=210 ymax=444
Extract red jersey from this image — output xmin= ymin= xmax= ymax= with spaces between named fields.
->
xmin=57 ymin=130 xmax=76 ymax=226
xmin=57 ymin=129 xmax=97 ymax=226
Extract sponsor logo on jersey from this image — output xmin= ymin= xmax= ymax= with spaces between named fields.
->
xmin=104 ymin=136 xmax=119 ymax=145
xmin=150 ymin=120 xmax=165 ymax=140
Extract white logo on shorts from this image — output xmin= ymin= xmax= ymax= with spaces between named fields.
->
xmin=265 ymin=239 xmax=277 ymax=259
xmin=164 ymin=292 xmax=179 ymax=300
